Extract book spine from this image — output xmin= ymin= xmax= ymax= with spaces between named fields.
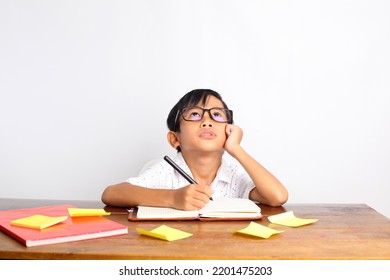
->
xmin=0 ymin=225 xmax=27 ymax=246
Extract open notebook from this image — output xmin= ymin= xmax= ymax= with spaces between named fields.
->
xmin=128 ymin=198 xmax=262 ymax=221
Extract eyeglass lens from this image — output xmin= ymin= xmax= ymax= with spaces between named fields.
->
xmin=181 ymin=107 xmax=230 ymax=123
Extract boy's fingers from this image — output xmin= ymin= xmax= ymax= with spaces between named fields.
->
xmin=225 ymin=124 xmax=234 ymax=134
xmin=193 ymin=185 xmax=213 ymax=200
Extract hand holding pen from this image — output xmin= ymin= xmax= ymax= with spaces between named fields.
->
xmin=164 ymin=156 xmax=214 ymax=202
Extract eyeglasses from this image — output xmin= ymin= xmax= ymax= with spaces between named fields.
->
xmin=174 ymin=106 xmax=233 ymax=130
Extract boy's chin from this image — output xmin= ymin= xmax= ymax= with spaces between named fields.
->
xmin=199 ymin=147 xmax=225 ymax=155
xmin=182 ymin=143 xmax=225 ymax=154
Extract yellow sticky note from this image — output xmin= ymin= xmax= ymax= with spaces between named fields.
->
xmin=235 ymin=222 xmax=284 ymax=238
xmin=268 ymin=211 xmax=318 ymax=227
xmin=10 ymin=215 xmax=68 ymax=230
xmin=68 ymin=208 xmax=110 ymax=217
xmin=136 ymin=225 xmax=193 ymax=241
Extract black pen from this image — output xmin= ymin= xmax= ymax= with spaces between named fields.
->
xmin=164 ymin=155 xmax=213 ymax=201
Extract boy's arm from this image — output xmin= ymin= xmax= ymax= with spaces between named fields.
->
xmin=101 ymin=182 xmax=212 ymax=210
xmin=101 ymin=182 xmax=175 ymax=208
xmin=224 ymin=125 xmax=288 ymax=206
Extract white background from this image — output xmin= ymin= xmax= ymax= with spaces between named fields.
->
xmin=1 ymin=0 xmax=389 ymax=218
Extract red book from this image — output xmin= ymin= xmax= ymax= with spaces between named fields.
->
xmin=0 ymin=204 xmax=128 ymax=247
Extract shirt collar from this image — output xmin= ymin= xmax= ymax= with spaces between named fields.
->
xmin=214 ymin=157 xmax=231 ymax=183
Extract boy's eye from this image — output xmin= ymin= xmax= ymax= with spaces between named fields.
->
xmin=190 ymin=112 xmax=201 ymax=117
xmin=189 ymin=112 xmax=202 ymax=120
xmin=212 ymin=110 xmax=226 ymax=122
xmin=184 ymin=108 xmax=202 ymax=120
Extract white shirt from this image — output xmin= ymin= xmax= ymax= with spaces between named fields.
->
xmin=127 ymin=153 xmax=255 ymax=199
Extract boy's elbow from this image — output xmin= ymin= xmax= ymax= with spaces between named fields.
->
xmin=270 ymin=189 xmax=289 ymax=207
xmin=101 ymin=185 xmax=113 ymax=205
xmin=251 ymin=187 xmax=288 ymax=207
xmin=271 ymin=190 xmax=288 ymax=206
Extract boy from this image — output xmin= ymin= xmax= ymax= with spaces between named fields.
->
xmin=102 ymin=89 xmax=288 ymax=210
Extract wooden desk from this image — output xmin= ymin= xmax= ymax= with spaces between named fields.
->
xmin=0 ymin=198 xmax=389 ymax=260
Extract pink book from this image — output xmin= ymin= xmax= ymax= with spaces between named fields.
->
xmin=0 ymin=204 xmax=128 ymax=247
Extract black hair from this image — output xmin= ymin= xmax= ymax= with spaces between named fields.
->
xmin=167 ymin=89 xmax=232 ymax=132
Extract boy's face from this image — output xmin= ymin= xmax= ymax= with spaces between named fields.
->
xmin=173 ymin=96 xmax=228 ymax=154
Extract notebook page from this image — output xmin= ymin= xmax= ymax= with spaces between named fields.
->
xmin=137 ymin=206 xmax=199 ymax=219
xmin=199 ymin=198 xmax=261 ymax=216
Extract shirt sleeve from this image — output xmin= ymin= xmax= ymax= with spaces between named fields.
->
xmin=127 ymin=160 xmax=177 ymax=189
xmin=126 ymin=160 xmax=169 ymax=188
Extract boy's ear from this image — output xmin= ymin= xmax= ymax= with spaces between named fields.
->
xmin=167 ymin=131 xmax=181 ymax=150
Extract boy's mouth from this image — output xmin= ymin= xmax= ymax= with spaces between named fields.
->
xmin=199 ymin=130 xmax=216 ymax=138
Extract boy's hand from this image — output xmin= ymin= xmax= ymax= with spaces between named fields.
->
xmin=224 ymin=124 xmax=243 ymax=157
xmin=173 ymin=184 xmax=213 ymax=210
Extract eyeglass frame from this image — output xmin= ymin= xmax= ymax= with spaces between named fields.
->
xmin=173 ymin=106 xmax=233 ymax=131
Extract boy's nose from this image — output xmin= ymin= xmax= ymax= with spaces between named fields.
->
xmin=201 ymin=112 xmax=213 ymax=127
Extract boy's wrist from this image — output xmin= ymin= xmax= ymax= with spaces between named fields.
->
xmin=226 ymin=145 xmax=245 ymax=159
xmin=166 ymin=189 xmax=178 ymax=209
